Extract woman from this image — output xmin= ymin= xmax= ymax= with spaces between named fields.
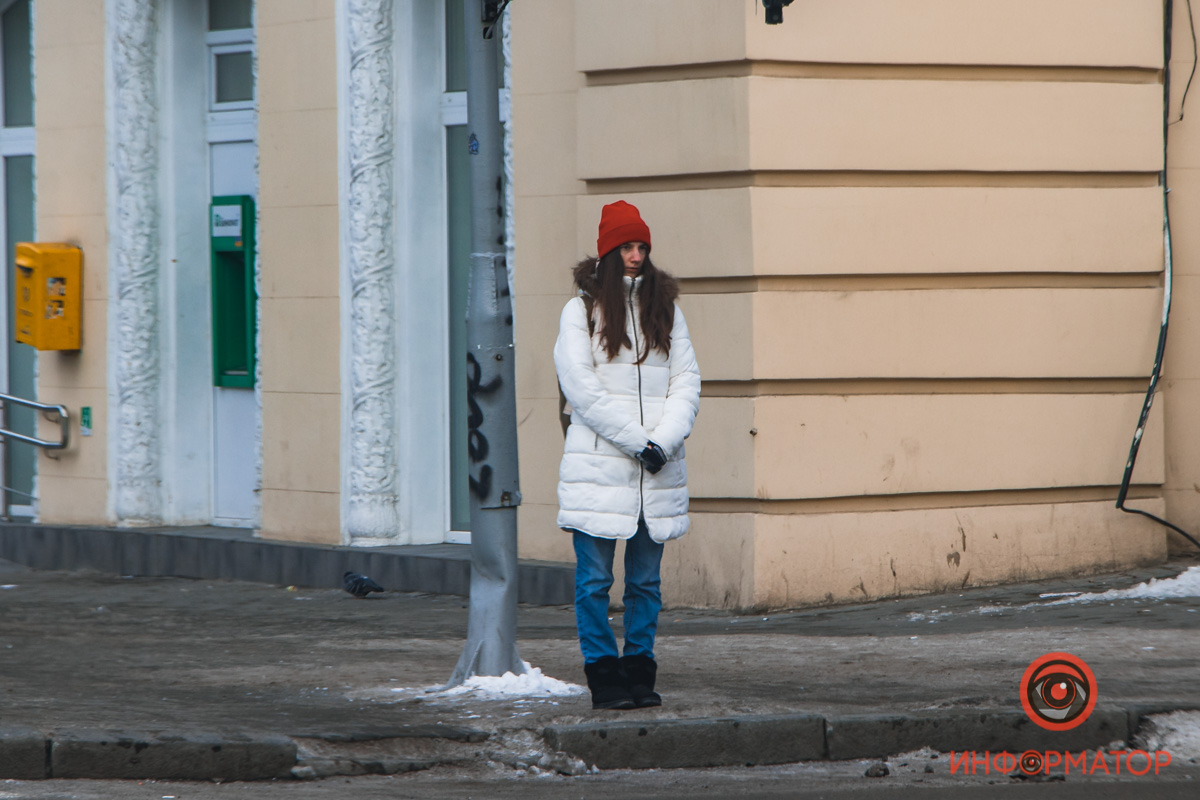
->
xmin=554 ymin=200 xmax=701 ymax=710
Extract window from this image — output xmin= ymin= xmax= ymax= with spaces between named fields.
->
xmin=208 ymin=0 xmax=252 ymax=31
xmin=213 ymin=48 xmax=254 ymax=105
xmin=1 ymin=0 xmax=31 ymax=128
xmin=208 ymin=0 xmax=254 ymax=112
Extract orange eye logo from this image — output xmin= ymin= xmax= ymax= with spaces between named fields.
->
xmin=1020 ymin=652 xmax=1097 ymax=731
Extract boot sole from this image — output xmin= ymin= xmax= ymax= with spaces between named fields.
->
xmin=593 ymin=698 xmax=637 ymax=710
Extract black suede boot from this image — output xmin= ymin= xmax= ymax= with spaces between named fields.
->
xmin=620 ymin=654 xmax=662 ymax=708
xmin=584 ymin=656 xmax=636 ymax=710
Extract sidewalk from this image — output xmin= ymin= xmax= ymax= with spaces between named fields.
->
xmin=2 ymin=553 xmax=1199 ymax=779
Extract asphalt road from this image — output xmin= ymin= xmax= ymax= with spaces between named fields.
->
xmin=1 ymin=759 xmax=1198 ymax=799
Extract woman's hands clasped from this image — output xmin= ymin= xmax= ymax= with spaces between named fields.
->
xmin=636 ymin=441 xmax=668 ymax=474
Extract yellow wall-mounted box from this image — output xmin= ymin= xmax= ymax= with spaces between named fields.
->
xmin=14 ymin=242 xmax=82 ymax=351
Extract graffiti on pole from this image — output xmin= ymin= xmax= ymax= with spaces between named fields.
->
xmin=466 ymin=351 xmax=501 ymax=499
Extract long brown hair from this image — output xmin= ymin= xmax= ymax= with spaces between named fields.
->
xmin=572 ymin=249 xmax=679 ymax=362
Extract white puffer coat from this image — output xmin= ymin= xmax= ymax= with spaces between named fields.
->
xmin=554 ymin=275 xmax=701 ymax=542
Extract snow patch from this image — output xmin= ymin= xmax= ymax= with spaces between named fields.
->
xmin=973 ymin=605 xmax=1007 ymax=615
xmin=389 ymin=662 xmax=586 ymax=700
xmin=1046 ymin=567 xmax=1200 ymax=604
xmin=1137 ymin=711 xmax=1200 ymax=760
xmin=438 ymin=664 xmax=586 ymax=698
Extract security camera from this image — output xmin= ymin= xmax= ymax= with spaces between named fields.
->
xmin=762 ymin=0 xmax=794 ymax=25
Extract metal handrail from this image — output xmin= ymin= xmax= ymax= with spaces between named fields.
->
xmin=0 ymin=392 xmax=69 ymax=458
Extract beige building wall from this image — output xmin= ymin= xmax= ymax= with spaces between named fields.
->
xmin=34 ymin=0 xmax=109 ymax=523
xmin=31 ymin=0 xmax=341 ymax=536
xmin=513 ymin=0 xmax=1172 ymax=609
xmin=1164 ymin=0 xmax=1200 ymax=549
xmin=256 ymin=0 xmax=341 ymax=544
xmin=511 ymin=0 xmax=589 ymax=564
xmin=27 ymin=1 xmax=1189 ymax=604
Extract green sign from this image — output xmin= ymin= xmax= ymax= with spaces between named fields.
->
xmin=210 ymin=195 xmax=257 ymax=389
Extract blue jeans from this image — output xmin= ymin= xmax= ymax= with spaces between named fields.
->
xmin=573 ymin=521 xmax=664 ymax=664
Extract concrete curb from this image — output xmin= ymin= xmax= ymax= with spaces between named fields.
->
xmin=824 ymin=706 xmax=1128 ymax=760
xmin=544 ymin=715 xmax=826 ymax=770
xmin=0 ymin=706 xmax=1190 ymax=780
xmin=0 ymin=727 xmax=45 ymax=780
xmin=1 ymin=729 xmax=296 ymax=781
xmin=543 ymin=705 xmax=1172 ymax=771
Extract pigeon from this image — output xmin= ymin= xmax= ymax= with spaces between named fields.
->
xmin=343 ymin=570 xmax=384 ymax=598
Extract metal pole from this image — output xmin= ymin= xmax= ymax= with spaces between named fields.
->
xmin=448 ymin=0 xmax=524 ymax=684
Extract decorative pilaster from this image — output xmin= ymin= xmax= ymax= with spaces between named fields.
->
xmin=343 ymin=0 xmax=400 ymax=542
xmin=107 ymin=0 xmax=163 ymax=524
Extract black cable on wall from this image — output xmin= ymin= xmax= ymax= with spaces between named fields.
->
xmin=1116 ymin=0 xmax=1200 ymax=551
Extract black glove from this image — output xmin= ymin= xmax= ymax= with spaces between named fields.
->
xmin=636 ymin=441 xmax=667 ymax=475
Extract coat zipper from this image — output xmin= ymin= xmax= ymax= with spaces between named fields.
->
xmin=630 ymin=280 xmax=645 ymax=523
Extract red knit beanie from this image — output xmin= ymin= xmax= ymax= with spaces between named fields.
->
xmin=596 ymin=201 xmax=651 ymax=259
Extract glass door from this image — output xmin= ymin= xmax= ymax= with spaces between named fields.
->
xmin=0 ymin=0 xmax=35 ymax=519
xmin=206 ymin=0 xmax=258 ymax=526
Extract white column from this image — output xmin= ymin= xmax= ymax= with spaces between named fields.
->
xmin=106 ymin=0 xmax=163 ymax=525
xmin=338 ymin=0 xmax=451 ymax=546
xmin=340 ymin=0 xmax=401 ymax=543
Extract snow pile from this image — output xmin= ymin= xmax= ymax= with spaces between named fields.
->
xmin=440 ymin=664 xmax=586 ymax=698
xmin=1047 ymin=566 xmax=1200 ymax=604
xmin=1137 ymin=711 xmax=1200 ymax=760
xmin=390 ymin=662 xmax=587 ymax=700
